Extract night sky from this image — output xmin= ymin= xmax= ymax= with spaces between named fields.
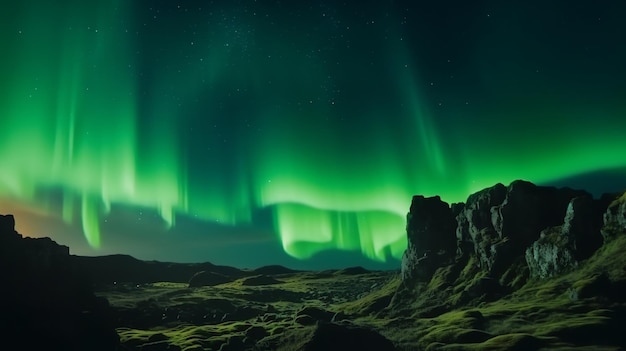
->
xmin=1 ymin=0 xmax=625 ymax=269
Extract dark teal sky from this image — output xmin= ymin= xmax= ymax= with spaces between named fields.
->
xmin=1 ymin=0 xmax=625 ymax=269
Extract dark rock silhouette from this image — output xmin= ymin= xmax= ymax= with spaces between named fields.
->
xmin=401 ymin=195 xmax=456 ymax=282
xmin=0 ymin=214 xmax=119 ymax=351
xmin=72 ymin=254 xmax=246 ymax=285
xmin=602 ymin=192 xmax=626 ymax=240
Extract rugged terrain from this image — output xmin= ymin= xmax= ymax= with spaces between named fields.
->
xmin=2 ymin=179 xmax=625 ymax=350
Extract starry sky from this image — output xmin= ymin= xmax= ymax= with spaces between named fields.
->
xmin=1 ymin=0 xmax=625 ymax=270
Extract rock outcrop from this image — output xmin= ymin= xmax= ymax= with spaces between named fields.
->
xmin=455 ymin=183 xmax=507 ymax=272
xmin=0 ymin=214 xmax=119 ymax=351
xmin=524 ymin=194 xmax=607 ymax=279
xmin=401 ymin=195 xmax=456 ymax=282
xmin=486 ymin=180 xmax=589 ymax=276
xmin=401 ymin=181 xmax=622 ymax=289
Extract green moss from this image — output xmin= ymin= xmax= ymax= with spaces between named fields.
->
xmin=101 ymin=227 xmax=626 ymax=351
xmin=473 ymin=333 xmax=549 ymax=351
xmin=335 ymin=274 xmax=400 ymax=316
xmin=420 ymin=325 xmax=491 ymax=347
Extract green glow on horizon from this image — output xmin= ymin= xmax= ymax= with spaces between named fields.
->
xmin=1 ymin=1 xmax=625 ymax=264
xmin=273 ymin=203 xmax=406 ymax=261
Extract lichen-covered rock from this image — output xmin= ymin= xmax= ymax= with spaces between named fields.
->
xmin=525 ymin=226 xmax=577 ymax=279
xmin=525 ymin=195 xmax=606 ymax=279
xmin=401 ymin=195 xmax=456 ymax=282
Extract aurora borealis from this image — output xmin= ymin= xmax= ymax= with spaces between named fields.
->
xmin=1 ymin=1 xmax=625 ymax=269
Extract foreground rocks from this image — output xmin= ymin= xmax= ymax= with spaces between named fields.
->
xmin=0 ymin=214 xmax=119 ymax=351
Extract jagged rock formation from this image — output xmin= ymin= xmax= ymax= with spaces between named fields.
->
xmin=399 ymin=179 xmax=625 ymax=293
xmin=524 ymin=195 xmax=604 ymax=279
xmin=401 ymin=195 xmax=456 ymax=282
xmin=0 ymin=214 xmax=119 ymax=351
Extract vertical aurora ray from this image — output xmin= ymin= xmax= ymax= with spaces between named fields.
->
xmin=0 ymin=0 xmax=185 ymax=248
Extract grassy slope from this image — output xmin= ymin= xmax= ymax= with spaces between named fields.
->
xmin=97 ymin=225 xmax=626 ymax=351
xmin=345 ymin=234 xmax=626 ymax=351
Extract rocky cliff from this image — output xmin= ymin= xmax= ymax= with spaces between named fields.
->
xmin=0 ymin=214 xmax=119 ymax=351
xmin=396 ymin=179 xmax=626 ymax=312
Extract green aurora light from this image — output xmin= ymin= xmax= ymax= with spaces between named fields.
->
xmin=1 ymin=1 xmax=625 ymax=265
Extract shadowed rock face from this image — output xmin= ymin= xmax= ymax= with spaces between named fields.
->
xmin=525 ymin=194 xmax=608 ymax=279
xmin=401 ymin=195 xmax=456 ymax=282
xmin=602 ymin=192 xmax=626 ymax=240
xmin=0 ymin=214 xmax=119 ymax=351
xmin=484 ymin=180 xmax=589 ymax=276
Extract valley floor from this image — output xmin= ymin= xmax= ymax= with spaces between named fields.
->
xmin=97 ymin=237 xmax=626 ymax=351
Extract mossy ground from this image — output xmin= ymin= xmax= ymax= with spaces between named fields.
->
xmin=98 ymin=235 xmax=626 ymax=351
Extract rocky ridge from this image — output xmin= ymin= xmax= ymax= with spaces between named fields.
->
xmin=395 ymin=179 xmax=626 ymax=316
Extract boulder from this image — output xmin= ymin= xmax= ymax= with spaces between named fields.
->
xmin=0 ymin=214 xmax=16 ymax=235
